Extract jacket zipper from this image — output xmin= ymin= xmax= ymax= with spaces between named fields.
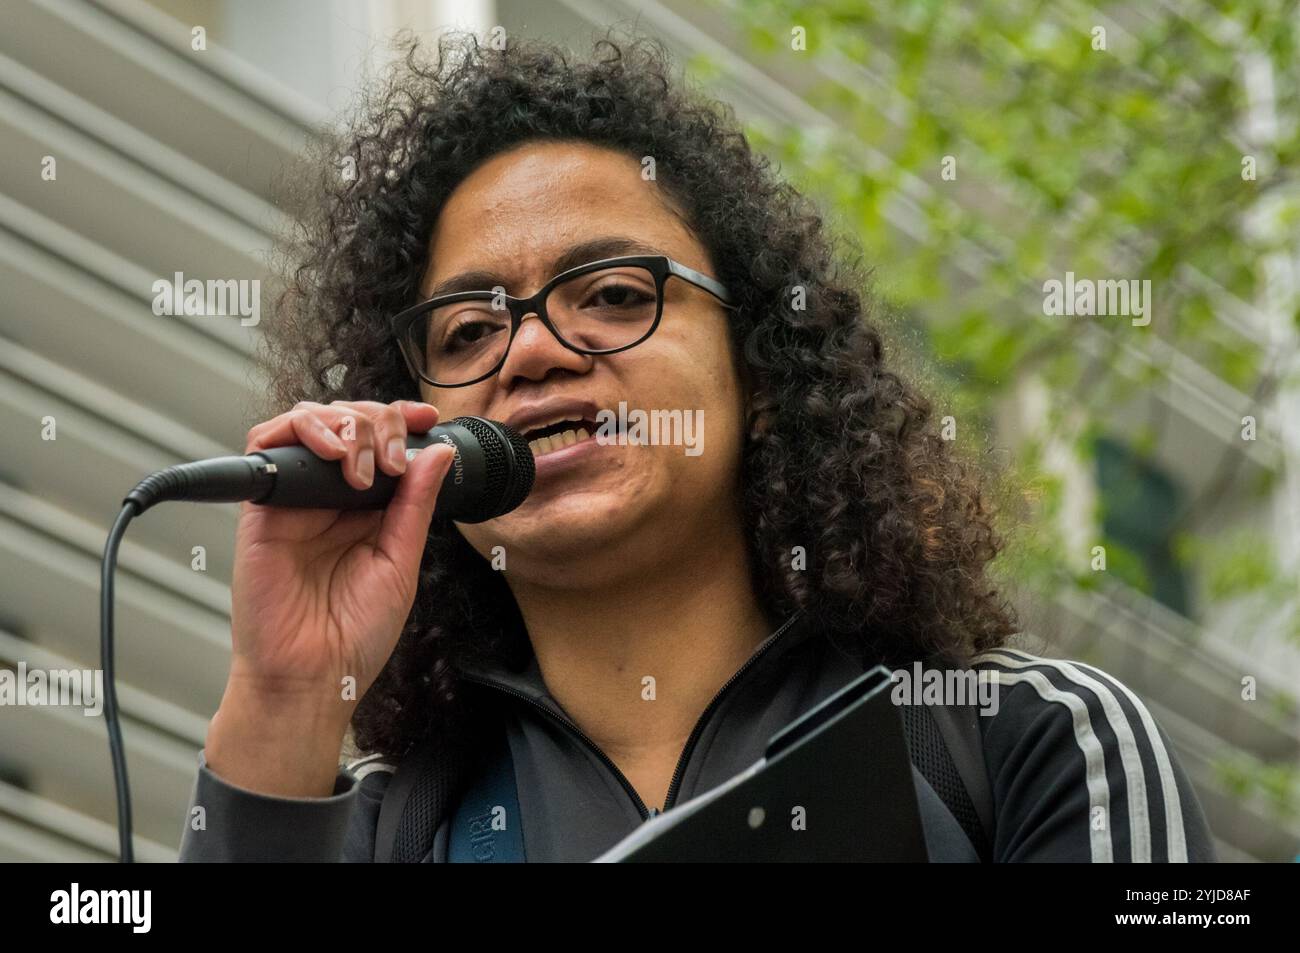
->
xmin=457 ymin=611 xmax=803 ymax=822
xmin=661 ymin=611 xmax=801 ymax=810
xmin=457 ymin=673 xmax=656 ymax=819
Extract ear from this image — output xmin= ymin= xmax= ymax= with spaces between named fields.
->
xmin=740 ymin=367 xmax=775 ymax=440
xmin=747 ymin=400 xmax=775 ymax=440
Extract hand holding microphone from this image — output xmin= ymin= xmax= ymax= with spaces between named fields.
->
xmin=187 ymin=399 xmax=531 ymax=799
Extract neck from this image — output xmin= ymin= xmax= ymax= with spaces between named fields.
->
xmin=506 ymin=522 xmax=772 ymax=805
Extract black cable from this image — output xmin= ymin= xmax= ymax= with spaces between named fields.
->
xmin=101 ymin=501 xmax=139 ymax=863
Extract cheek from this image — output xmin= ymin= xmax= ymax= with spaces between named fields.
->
xmin=422 ymin=382 xmax=490 ymax=421
xmin=622 ymin=329 xmax=745 ymax=480
xmin=662 ymin=320 xmax=744 ymax=426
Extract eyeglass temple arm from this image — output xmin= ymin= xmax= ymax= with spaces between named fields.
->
xmin=666 ymin=259 xmax=739 ymax=309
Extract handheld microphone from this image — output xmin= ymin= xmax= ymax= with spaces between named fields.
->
xmin=121 ymin=415 xmax=535 ymax=523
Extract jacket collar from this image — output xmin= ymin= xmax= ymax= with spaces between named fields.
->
xmin=452 ymin=607 xmax=821 ymax=716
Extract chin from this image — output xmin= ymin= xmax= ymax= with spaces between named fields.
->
xmin=469 ymin=487 xmax=647 ymax=561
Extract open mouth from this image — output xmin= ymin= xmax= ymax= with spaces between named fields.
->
xmin=519 ymin=417 xmax=597 ymax=457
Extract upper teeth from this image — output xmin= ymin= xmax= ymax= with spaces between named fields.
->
xmin=525 ymin=412 xmax=585 ymax=432
xmin=528 ymin=426 xmax=590 ymax=456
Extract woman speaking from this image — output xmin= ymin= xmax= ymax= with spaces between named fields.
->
xmin=178 ymin=33 xmax=1214 ymax=863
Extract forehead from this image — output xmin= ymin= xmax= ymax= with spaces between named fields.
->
xmin=422 ymin=141 xmax=705 ymax=294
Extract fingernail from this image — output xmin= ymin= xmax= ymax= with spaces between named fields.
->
xmin=321 ymin=427 xmax=346 ymax=452
xmin=357 ymin=448 xmax=375 ymax=486
xmin=387 ymin=437 xmax=407 ymax=472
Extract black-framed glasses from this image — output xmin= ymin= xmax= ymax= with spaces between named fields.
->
xmin=390 ymin=255 xmax=739 ymax=388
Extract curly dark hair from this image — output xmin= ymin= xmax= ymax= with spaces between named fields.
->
xmin=262 ymin=29 xmax=1017 ymax=760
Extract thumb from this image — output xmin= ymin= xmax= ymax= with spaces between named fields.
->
xmin=375 ymin=443 xmax=457 ymax=571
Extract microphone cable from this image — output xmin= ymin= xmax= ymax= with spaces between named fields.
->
xmin=101 ymin=501 xmax=139 ymax=863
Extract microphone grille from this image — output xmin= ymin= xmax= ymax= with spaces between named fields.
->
xmin=450 ymin=416 xmax=535 ymax=522
xmin=497 ymin=424 xmax=535 ymax=513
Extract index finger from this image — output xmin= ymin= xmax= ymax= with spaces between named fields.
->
xmin=397 ymin=400 xmax=442 ymax=433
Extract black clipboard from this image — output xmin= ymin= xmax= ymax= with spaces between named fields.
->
xmin=593 ymin=665 xmax=929 ymax=862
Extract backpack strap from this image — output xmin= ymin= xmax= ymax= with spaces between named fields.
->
xmin=447 ymin=722 xmax=525 ymax=862
xmin=900 ymin=701 xmax=995 ymax=861
xmin=374 ymin=738 xmax=471 ymax=863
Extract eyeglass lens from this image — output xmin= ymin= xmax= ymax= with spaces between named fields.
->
xmin=404 ymin=264 xmax=659 ymax=385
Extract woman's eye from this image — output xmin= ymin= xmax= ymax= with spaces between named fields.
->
xmin=588 ymin=282 xmax=652 ymax=307
xmin=443 ymin=318 xmax=502 ymax=350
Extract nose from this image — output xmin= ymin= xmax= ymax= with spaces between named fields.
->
xmin=498 ymin=310 xmax=590 ymax=385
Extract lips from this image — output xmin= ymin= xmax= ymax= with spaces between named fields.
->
xmin=505 ymin=399 xmax=603 ymax=457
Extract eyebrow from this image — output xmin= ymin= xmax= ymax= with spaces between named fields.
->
xmin=424 ymin=236 xmax=670 ymax=298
